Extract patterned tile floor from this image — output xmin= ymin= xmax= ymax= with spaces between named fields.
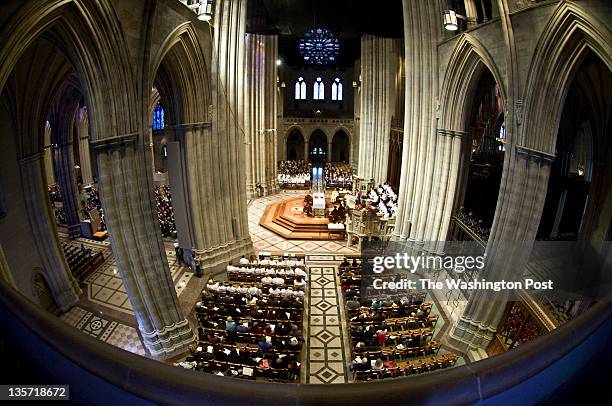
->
xmin=248 ymin=191 xmax=359 ymax=255
xmin=83 ymin=245 xmax=193 ymax=316
xmin=60 ymin=306 xmax=146 ymax=356
xmin=305 ymin=255 xmax=352 ymax=384
xmin=58 ymin=234 xmax=194 ymax=357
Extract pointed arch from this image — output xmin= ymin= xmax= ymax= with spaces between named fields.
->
xmin=151 ymin=22 xmax=211 ymax=126
xmin=521 ymin=2 xmax=612 ymax=154
xmin=0 ymin=0 xmax=136 ymax=142
xmin=439 ymin=33 xmax=506 ymax=132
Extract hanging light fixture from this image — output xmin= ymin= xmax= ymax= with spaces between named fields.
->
xmin=196 ymin=0 xmax=213 ymax=21
xmin=443 ymin=10 xmax=459 ymax=31
xmin=186 ymin=1 xmax=213 ymax=22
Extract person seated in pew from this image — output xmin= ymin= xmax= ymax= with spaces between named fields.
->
xmin=236 ymin=322 xmax=250 ymax=333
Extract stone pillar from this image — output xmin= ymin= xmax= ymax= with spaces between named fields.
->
xmin=92 ymin=134 xmax=194 ymax=357
xmin=464 ymin=0 xmax=478 ymax=27
xmin=0 ymin=242 xmax=16 ymax=287
xmin=244 ymin=34 xmax=278 ymax=199
xmin=422 ymin=129 xmax=465 ymax=253
xmin=357 ymin=34 xmax=398 ymax=185
xmin=327 ymin=140 xmax=332 ymax=162
xmin=395 ymin=0 xmax=440 ymax=241
xmin=76 ymin=107 xmax=94 ymax=185
xmin=18 ymin=152 xmax=81 ymax=311
xmin=447 ymin=146 xmax=554 ymax=353
xmin=53 ymin=142 xmax=81 ymax=239
xmin=305 ymin=138 xmax=309 ymax=161
xmin=168 ymin=123 xmax=236 ymax=268
xmin=210 ymin=0 xmax=253 ymax=260
xmin=43 ymin=124 xmax=55 ymax=185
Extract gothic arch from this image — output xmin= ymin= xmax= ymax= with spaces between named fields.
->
xmin=0 ymin=0 xmax=135 ymax=142
xmin=285 ymin=128 xmax=305 ymax=161
xmin=439 ymin=34 xmax=507 ymax=132
xmin=521 ymin=2 xmax=612 ymax=154
xmin=307 ymin=128 xmax=330 ymax=144
xmin=284 ymin=124 xmax=307 ymax=142
xmin=331 ymin=129 xmax=350 ymax=162
xmin=151 ymin=23 xmax=211 ymax=126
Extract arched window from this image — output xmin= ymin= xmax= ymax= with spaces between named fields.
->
xmin=162 ymin=144 xmax=168 ymax=158
xmin=331 ymin=78 xmax=343 ymax=101
xmin=294 ymin=77 xmax=306 ymax=100
xmin=153 ymin=103 xmax=165 ymax=130
xmin=313 ymin=77 xmax=325 ymax=100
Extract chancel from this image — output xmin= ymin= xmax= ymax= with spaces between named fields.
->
xmin=0 ymin=0 xmax=610 ymax=404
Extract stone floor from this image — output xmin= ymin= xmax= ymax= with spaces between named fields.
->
xmin=57 ymin=232 xmax=197 ymax=357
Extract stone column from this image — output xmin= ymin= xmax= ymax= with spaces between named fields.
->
xmin=43 ymin=124 xmax=55 ymax=185
xmin=357 ymin=34 xmax=398 ymax=185
xmin=464 ymin=0 xmax=479 ymax=27
xmin=18 ymin=152 xmax=81 ymax=311
xmin=92 ymin=134 xmax=194 ymax=357
xmin=327 ymin=140 xmax=333 ymax=162
xmin=213 ymin=0 xmax=255 ymax=260
xmin=305 ymin=138 xmax=309 ymax=161
xmin=395 ymin=0 xmax=440 ymax=241
xmin=76 ymin=107 xmax=94 ymax=185
xmin=244 ymin=34 xmax=278 ymax=199
xmin=53 ymin=142 xmax=81 ymax=239
xmin=0 ymin=242 xmax=16 ymax=287
xmin=168 ymin=123 xmax=236 ymax=268
xmin=447 ymin=146 xmax=555 ymax=353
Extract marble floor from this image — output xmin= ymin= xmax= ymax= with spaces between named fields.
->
xmin=304 ymin=255 xmax=352 ymax=384
xmin=248 ymin=191 xmax=359 ymax=255
xmin=57 ymin=233 xmax=197 ymax=357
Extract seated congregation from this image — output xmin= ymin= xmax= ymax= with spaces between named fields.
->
xmin=339 ymin=257 xmax=459 ymax=381
xmin=324 ymin=162 xmax=353 ymax=188
xmin=178 ymin=254 xmax=307 ymax=382
xmin=277 ymin=160 xmax=311 ymax=187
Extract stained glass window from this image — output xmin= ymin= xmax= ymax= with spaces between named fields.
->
xmin=313 ymin=77 xmax=325 ymax=100
xmin=298 ymin=28 xmax=340 ymax=65
xmin=153 ymin=103 xmax=164 ymax=130
xmin=331 ymin=78 xmax=343 ymax=101
xmin=162 ymin=144 xmax=168 ymax=158
xmin=294 ymin=77 xmax=306 ymax=100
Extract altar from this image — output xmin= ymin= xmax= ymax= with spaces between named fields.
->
xmin=259 ymin=195 xmax=344 ymax=240
xmin=312 ymin=192 xmax=326 ymax=217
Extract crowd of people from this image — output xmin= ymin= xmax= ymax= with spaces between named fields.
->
xmin=155 ymin=185 xmax=176 ymax=239
xmin=176 ymin=254 xmax=306 ymax=381
xmin=339 ymin=257 xmax=459 ymax=380
xmin=325 ymin=163 xmax=352 ymax=188
xmin=48 ymin=184 xmax=62 ymax=203
xmin=455 ymin=207 xmax=490 ymax=241
xmin=354 ymin=183 xmax=398 ymax=219
xmin=277 ymin=160 xmax=311 ymax=187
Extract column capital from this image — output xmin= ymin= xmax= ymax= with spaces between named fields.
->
xmin=515 ymin=145 xmax=555 ymax=164
xmin=90 ymin=132 xmax=138 ymax=153
xmin=437 ymin=128 xmax=468 ymax=138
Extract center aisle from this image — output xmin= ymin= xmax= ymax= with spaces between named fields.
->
xmin=304 ymin=255 xmax=352 ymax=384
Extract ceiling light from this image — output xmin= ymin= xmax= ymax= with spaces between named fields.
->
xmin=443 ymin=10 xmax=459 ymax=31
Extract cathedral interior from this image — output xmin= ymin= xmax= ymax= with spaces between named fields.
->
xmin=0 ymin=0 xmax=610 ymax=405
